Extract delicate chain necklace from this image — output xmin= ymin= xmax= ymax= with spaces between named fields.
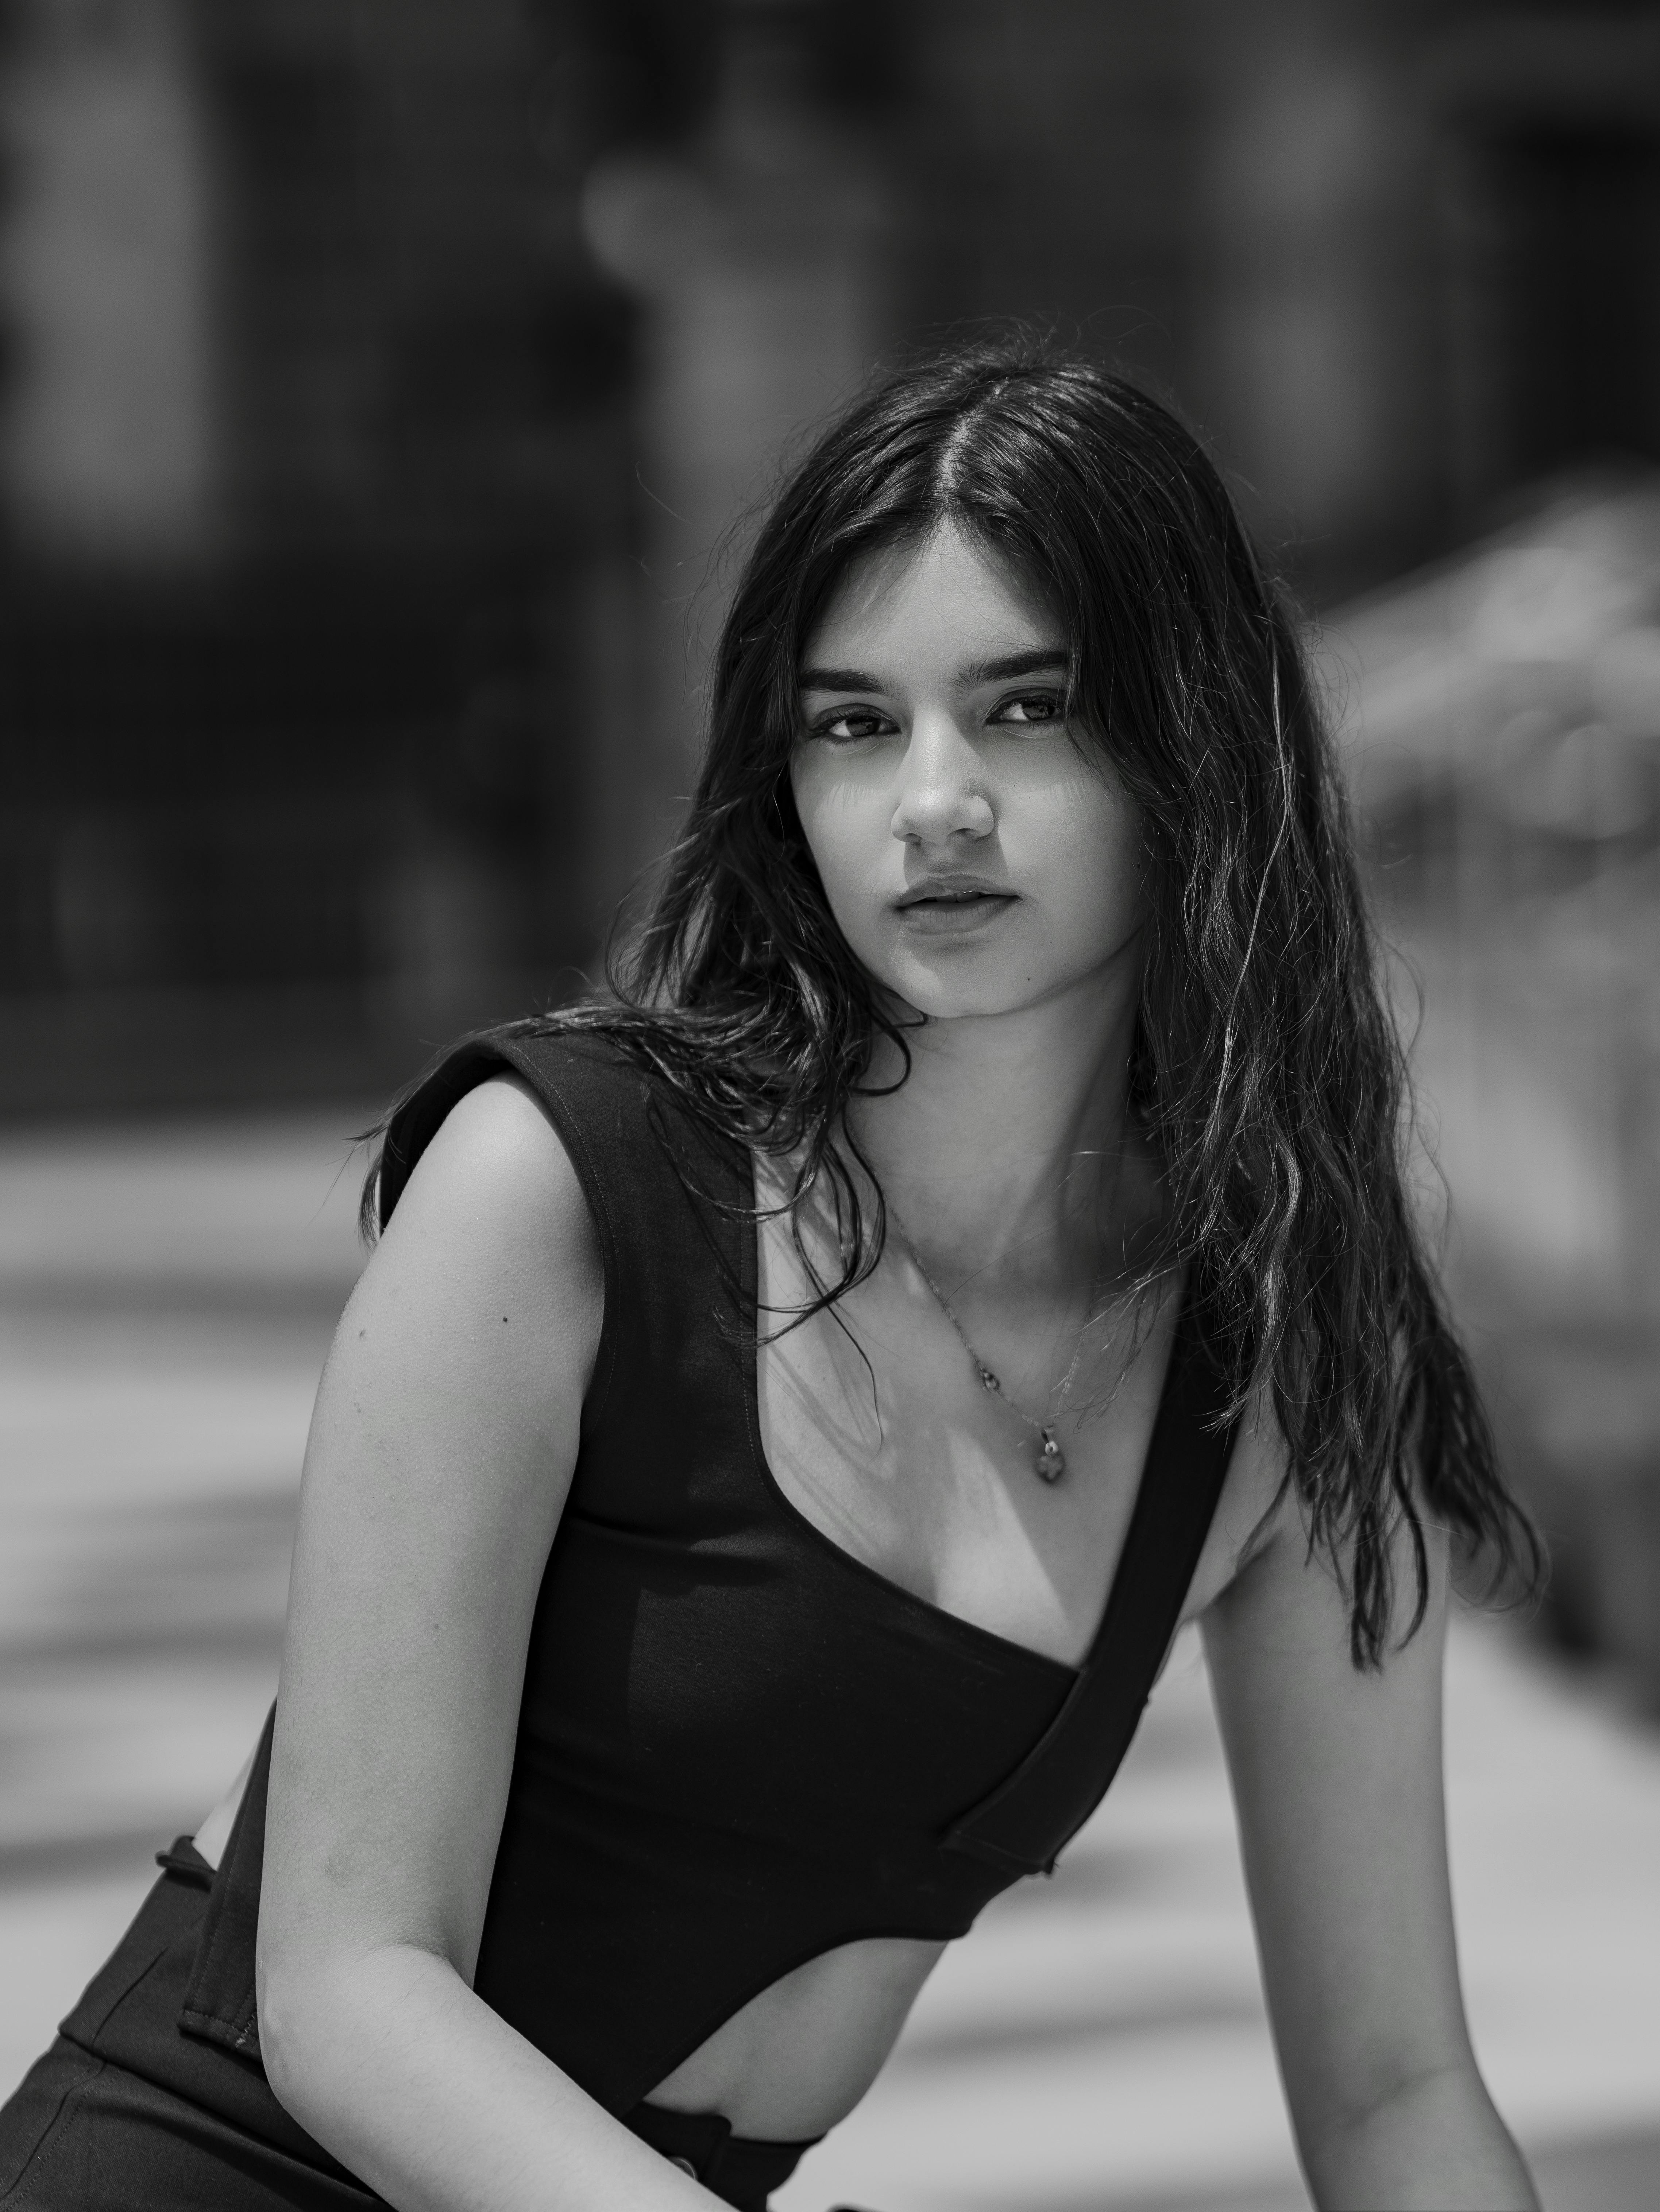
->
xmin=887 ymin=1209 xmax=1103 ymax=1485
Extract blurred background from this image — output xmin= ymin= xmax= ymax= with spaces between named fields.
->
xmin=3 ymin=0 xmax=1660 ymax=2206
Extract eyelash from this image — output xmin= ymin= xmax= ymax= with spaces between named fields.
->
xmin=805 ymin=690 xmax=1067 ymax=744
xmin=994 ymin=690 xmax=1066 ymax=726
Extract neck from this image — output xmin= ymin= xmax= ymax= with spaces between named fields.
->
xmin=845 ymin=962 xmax=1157 ymax=1295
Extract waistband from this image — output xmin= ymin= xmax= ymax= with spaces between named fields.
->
xmin=620 ymin=2098 xmax=820 ymax=2210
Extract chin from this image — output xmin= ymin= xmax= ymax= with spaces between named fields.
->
xmin=881 ymin=957 xmax=1050 ymax=1024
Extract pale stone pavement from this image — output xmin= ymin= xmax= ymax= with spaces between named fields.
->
xmin=1 ymin=1115 xmax=1657 ymax=2211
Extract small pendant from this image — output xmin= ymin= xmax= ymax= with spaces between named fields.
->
xmin=1035 ymin=1428 xmax=1065 ymax=1484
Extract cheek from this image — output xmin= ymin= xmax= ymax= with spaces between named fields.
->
xmin=790 ymin=759 xmax=884 ymax=915
xmin=1085 ymin=796 xmax=1146 ymax=922
xmin=1010 ymin=766 xmax=1146 ymax=935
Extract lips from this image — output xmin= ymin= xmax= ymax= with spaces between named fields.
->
xmin=892 ymin=879 xmax=1017 ymax=936
xmin=894 ymin=877 xmax=1015 ymax=909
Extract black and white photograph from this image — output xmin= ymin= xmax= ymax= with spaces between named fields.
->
xmin=1 ymin=5 xmax=1658 ymax=2209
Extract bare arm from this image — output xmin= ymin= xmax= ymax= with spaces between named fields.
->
xmin=257 ymin=1075 xmax=717 ymax=2210
xmin=1202 ymin=1435 xmax=1537 ymax=2212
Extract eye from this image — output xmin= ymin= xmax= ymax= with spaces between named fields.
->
xmin=990 ymin=690 xmax=1066 ymax=727
xmin=804 ymin=703 xmax=898 ymax=744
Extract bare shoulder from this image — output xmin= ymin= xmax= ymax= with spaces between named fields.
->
xmin=298 ymin=1063 xmax=607 ymax=1616
xmin=1200 ymin=1379 xmax=1444 ymax=1673
xmin=1184 ymin=1381 xmax=1298 ymax=1624
xmin=323 ymin=1067 xmax=605 ymax=1475
xmin=376 ymin=1071 xmax=601 ymax=1296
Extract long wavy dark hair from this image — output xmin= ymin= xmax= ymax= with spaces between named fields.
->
xmin=371 ymin=336 xmax=1538 ymax=1667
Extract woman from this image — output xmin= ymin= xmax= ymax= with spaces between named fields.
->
xmin=0 ymin=342 xmax=1541 ymax=2211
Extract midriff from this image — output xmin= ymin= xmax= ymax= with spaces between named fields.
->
xmin=646 ymin=1933 xmax=949 ymax=2139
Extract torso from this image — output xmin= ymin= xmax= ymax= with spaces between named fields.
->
xmin=645 ymin=1160 xmax=1288 ymax=2137
xmin=200 ymin=1126 xmax=1288 ymax=2144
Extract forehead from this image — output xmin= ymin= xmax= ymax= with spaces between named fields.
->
xmin=804 ymin=520 xmax=1061 ymax=667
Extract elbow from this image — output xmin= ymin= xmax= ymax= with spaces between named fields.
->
xmin=1296 ymin=2055 xmax=1536 ymax=2211
xmin=255 ymin=1934 xmax=376 ymax=2136
xmin=255 ymin=1947 xmax=325 ymax=2124
xmin=255 ymin=1930 xmax=467 ymax=2139
xmin=1300 ymin=2052 xmax=1472 ymax=2149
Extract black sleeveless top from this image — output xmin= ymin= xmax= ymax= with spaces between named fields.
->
xmin=181 ymin=1028 xmax=1239 ymax=2121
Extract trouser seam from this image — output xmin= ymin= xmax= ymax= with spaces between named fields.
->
xmin=67 ymin=1914 xmax=176 ymax=2053
xmin=0 ymin=2050 xmax=107 ymax=2208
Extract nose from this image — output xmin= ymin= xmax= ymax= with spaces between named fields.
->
xmin=889 ymin=713 xmax=995 ymax=848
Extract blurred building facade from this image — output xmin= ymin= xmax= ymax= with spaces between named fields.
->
xmin=0 ymin=0 xmax=644 ymax=1107
xmin=2 ymin=0 xmax=1658 ymax=1108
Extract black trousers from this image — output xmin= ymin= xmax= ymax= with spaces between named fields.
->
xmin=0 ymin=1860 xmax=812 ymax=2211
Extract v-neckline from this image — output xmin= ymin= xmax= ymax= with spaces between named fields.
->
xmin=741 ymin=1155 xmax=1193 ymax=1683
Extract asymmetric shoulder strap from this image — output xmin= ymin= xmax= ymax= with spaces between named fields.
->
xmin=944 ymin=1288 xmax=1239 ymax=1876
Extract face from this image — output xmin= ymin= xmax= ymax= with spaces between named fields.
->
xmin=790 ymin=521 xmax=1144 ymax=1024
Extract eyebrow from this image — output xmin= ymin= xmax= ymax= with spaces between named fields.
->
xmin=972 ymin=648 xmax=1070 ymax=683
xmin=797 ymin=648 xmax=1070 ymax=693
